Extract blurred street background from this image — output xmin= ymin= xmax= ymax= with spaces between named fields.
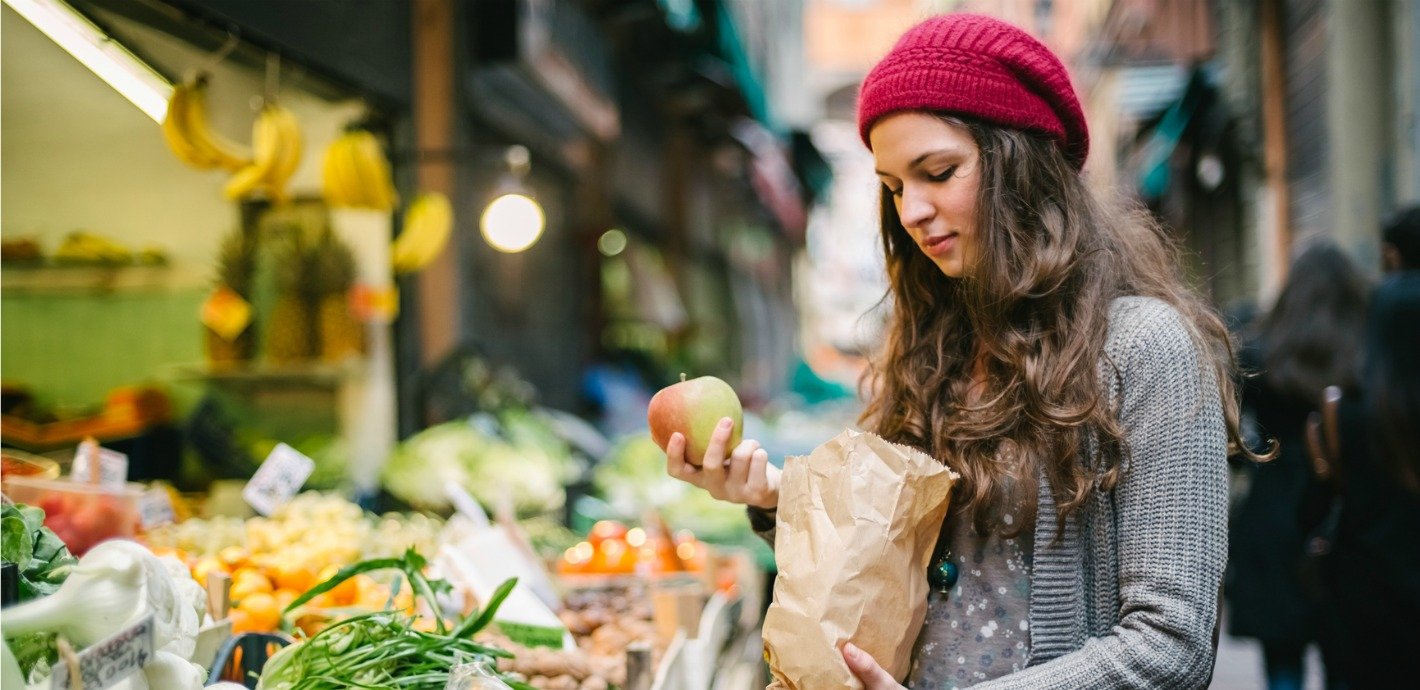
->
xmin=2 ymin=1 xmax=1416 ymax=688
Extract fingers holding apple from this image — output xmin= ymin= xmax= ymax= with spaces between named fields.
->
xmin=700 ymin=417 xmax=738 ymax=475
xmin=721 ymin=442 xmax=778 ymax=509
xmin=665 ymin=432 xmax=702 ymax=486
xmin=651 ymin=375 xmax=778 ymax=509
xmin=726 ymin=438 xmax=760 ymax=485
xmin=666 ymin=421 xmax=778 ymax=509
xmin=647 ymin=375 xmax=743 ymax=467
xmin=743 ymin=447 xmax=780 ymax=509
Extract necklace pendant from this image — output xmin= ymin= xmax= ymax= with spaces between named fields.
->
xmin=928 ymin=559 xmax=959 ymax=592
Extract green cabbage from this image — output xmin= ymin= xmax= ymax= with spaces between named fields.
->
xmin=382 ymin=416 xmax=575 ymax=516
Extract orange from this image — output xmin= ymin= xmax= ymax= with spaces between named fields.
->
xmin=317 ymin=565 xmax=360 ymax=606
xmin=218 ymin=546 xmax=249 ymax=568
xmin=239 ymin=592 xmax=281 ymax=631
xmin=273 ymin=588 xmax=300 ymax=612
xmin=193 ymin=556 xmax=228 ymax=585
xmin=270 ymin=564 xmax=316 ymax=594
xmin=230 ymin=569 xmax=274 ymax=601
xmin=354 ymin=576 xmax=413 ymax=612
xmin=228 ymin=608 xmax=256 ymax=634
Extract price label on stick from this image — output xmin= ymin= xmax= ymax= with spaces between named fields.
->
xmin=243 ymin=443 xmax=314 ymax=516
xmin=70 ymin=440 xmax=128 ymax=487
xmin=138 ymin=487 xmax=177 ymax=529
xmin=51 ymin=614 xmax=154 ymax=690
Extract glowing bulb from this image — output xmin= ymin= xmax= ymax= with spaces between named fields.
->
xmin=598 ymin=228 xmax=627 ymax=256
xmin=625 ymin=527 xmax=647 ymax=547
xmin=480 ymin=193 xmax=544 ymax=253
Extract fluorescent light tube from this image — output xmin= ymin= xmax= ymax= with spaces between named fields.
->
xmin=4 ymin=0 xmax=173 ymax=123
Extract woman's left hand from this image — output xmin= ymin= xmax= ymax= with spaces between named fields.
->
xmin=842 ymin=643 xmax=906 ymax=690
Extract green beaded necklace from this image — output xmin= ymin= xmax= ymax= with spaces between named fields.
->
xmin=927 ymin=525 xmax=958 ymax=592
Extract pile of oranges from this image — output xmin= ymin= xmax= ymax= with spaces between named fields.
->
xmin=153 ymin=544 xmax=415 ymax=635
xmin=557 ymin=520 xmax=709 ymax=577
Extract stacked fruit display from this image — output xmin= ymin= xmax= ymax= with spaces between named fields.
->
xmin=142 ymin=492 xmax=442 ymax=634
xmin=238 ymin=224 xmax=363 ymax=366
xmin=555 ymin=520 xmax=707 ymax=578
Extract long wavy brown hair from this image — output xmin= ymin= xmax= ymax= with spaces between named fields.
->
xmin=860 ymin=114 xmax=1268 ymax=536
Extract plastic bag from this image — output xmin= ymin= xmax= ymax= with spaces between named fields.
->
xmin=444 ymin=659 xmax=514 ymax=690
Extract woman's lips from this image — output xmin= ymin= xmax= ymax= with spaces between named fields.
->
xmin=922 ymin=232 xmax=958 ymax=256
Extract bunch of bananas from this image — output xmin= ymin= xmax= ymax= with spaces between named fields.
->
xmin=161 ymin=75 xmax=252 ymax=173
xmin=223 ymin=102 xmax=303 ymax=202
xmin=322 ymin=130 xmax=399 ymax=211
xmin=392 ymin=192 xmax=454 ymax=273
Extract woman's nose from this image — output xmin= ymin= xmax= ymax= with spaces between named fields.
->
xmin=899 ymin=189 xmax=934 ymax=229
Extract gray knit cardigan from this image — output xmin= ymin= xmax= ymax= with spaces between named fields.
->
xmin=755 ymin=297 xmax=1229 ymax=689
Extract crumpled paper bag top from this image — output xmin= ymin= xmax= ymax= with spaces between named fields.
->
xmin=763 ymin=429 xmax=957 ymax=689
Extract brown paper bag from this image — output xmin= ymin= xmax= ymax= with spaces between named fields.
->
xmin=762 ymin=429 xmax=957 ymax=689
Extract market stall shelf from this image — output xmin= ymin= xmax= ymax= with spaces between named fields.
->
xmin=0 ymin=263 xmax=203 ymax=295
xmin=164 ymin=360 xmax=364 ymax=387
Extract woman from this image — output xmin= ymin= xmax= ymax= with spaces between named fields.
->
xmin=1309 ymin=273 xmax=1420 ymax=687
xmin=662 ymin=14 xmax=1263 ymax=688
xmin=1227 ymin=243 xmax=1367 ymax=690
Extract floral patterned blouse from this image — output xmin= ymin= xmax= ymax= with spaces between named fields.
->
xmin=907 ymin=496 xmax=1034 ymax=688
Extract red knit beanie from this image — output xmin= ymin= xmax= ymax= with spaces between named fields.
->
xmin=857 ymin=14 xmax=1089 ymax=170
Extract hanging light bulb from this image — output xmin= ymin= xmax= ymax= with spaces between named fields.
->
xmin=480 ymin=145 xmax=545 ymax=253
xmin=597 ymin=228 xmax=627 ymax=256
xmin=481 ymin=192 xmax=545 ymax=252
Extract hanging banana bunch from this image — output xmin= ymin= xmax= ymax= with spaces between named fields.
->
xmin=392 ymin=192 xmax=454 ymax=274
xmin=321 ymin=129 xmax=399 ymax=211
xmin=223 ymin=101 xmax=303 ymax=202
xmin=161 ymin=74 xmax=252 ymax=172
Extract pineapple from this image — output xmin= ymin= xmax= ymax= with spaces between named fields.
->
xmin=264 ymin=233 xmax=315 ymax=364
xmin=312 ymin=231 xmax=364 ymax=361
xmin=205 ymin=228 xmax=257 ymax=364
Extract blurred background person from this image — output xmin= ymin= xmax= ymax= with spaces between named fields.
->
xmin=1381 ymin=205 xmax=1420 ymax=274
xmin=1306 ymin=271 xmax=1420 ymax=688
xmin=1228 ymin=242 xmax=1369 ymax=690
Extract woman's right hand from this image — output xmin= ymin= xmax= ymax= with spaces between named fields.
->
xmin=665 ymin=417 xmax=780 ymax=510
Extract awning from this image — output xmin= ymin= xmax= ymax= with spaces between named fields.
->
xmin=1137 ymin=67 xmax=1215 ymax=200
xmin=714 ymin=1 xmax=769 ymax=127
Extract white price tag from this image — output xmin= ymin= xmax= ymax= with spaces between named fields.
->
xmin=51 ymin=614 xmax=154 ymax=690
xmin=70 ymin=441 xmax=128 ymax=487
xmin=242 ymin=443 xmax=314 ymax=516
xmin=138 ymin=487 xmax=177 ymax=529
xmin=445 ymin=483 xmax=490 ymax=529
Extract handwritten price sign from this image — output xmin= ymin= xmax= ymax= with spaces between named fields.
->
xmin=242 ymin=443 xmax=315 ymax=516
xmin=138 ymin=487 xmax=177 ymax=529
xmin=71 ymin=442 xmax=128 ymax=487
xmin=51 ymin=614 xmax=153 ymax=690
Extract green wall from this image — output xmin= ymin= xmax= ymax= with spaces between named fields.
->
xmin=1 ymin=290 xmax=204 ymax=410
